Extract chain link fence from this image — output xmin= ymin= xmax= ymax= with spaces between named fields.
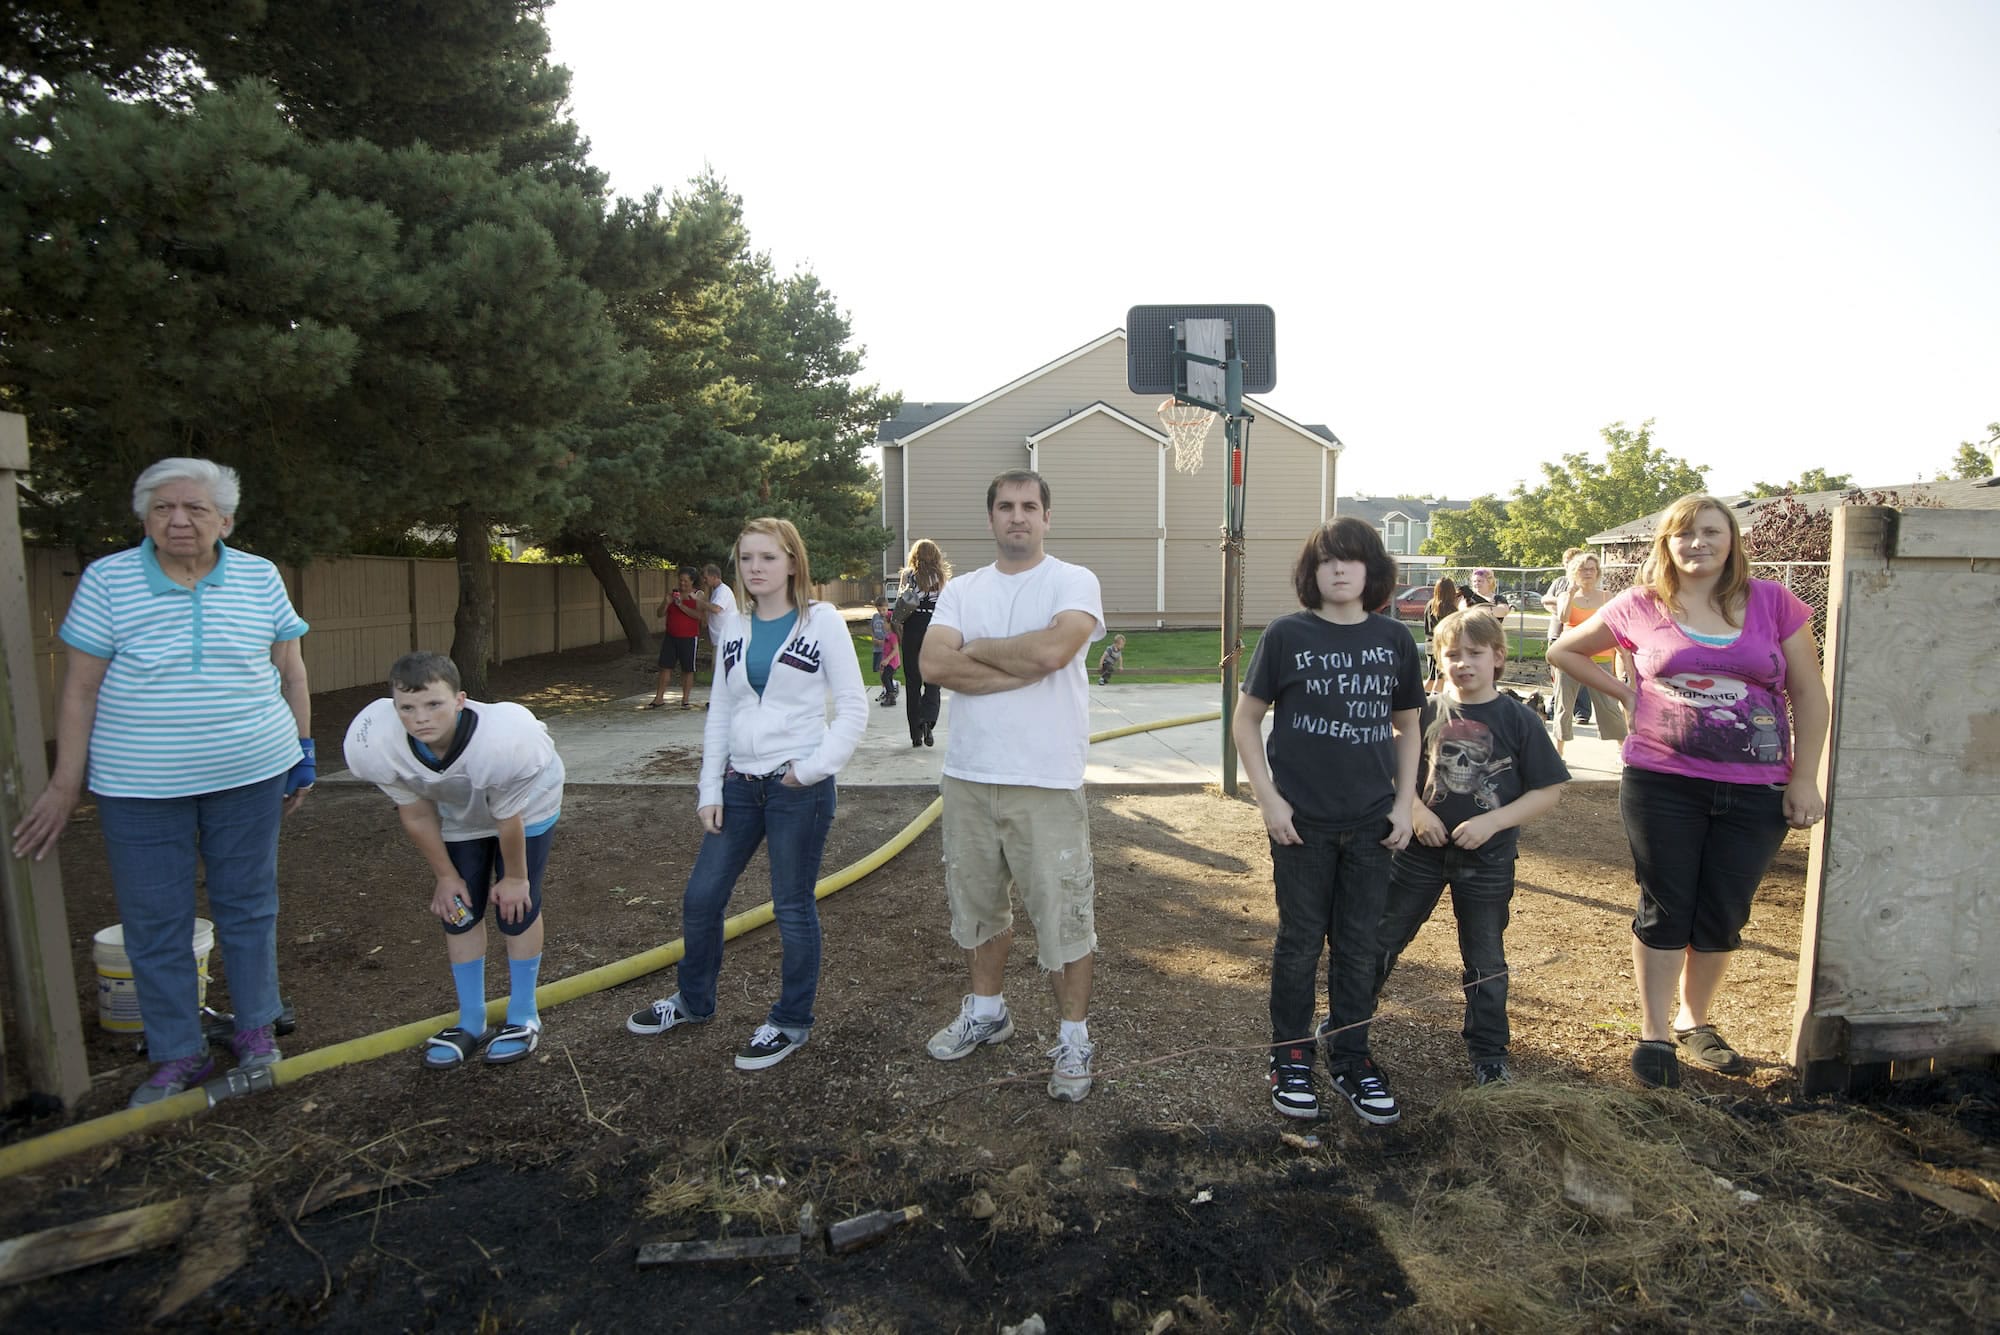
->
xmin=1399 ymin=563 xmax=1832 ymax=669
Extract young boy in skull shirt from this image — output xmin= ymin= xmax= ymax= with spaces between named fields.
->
xmin=1373 ymin=626 xmax=1570 ymax=1087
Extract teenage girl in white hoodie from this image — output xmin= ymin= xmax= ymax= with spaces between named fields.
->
xmin=625 ymin=518 xmax=869 ymax=1069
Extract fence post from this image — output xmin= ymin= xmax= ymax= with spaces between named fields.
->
xmin=406 ymin=559 xmax=419 ymax=652
xmin=0 ymin=411 xmax=91 ymax=1107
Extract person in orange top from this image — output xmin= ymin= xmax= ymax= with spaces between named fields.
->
xmin=1547 ymin=552 xmax=1631 ymax=755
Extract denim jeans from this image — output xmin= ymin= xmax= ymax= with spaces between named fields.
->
xmin=1621 ymin=766 xmax=1788 ymax=952
xmin=1378 ymin=844 xmax=1516 ymax=1061
xmin=678 ymin=772 xmax=836 ymax=1034
xmin=1268 ymin=815 xmax=1393 ymax=1069
xmin=96 ymin=774 xmax=287 ymax=1062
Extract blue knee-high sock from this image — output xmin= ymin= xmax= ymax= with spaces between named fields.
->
xmin=506 ymin=954 xmax=542 ymax=1028
xmin=451 ymin=959 xmax=487 ymax=1034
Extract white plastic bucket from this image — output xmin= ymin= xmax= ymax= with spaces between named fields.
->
xmin=92 ymin=918 xmax=215 ymax=1034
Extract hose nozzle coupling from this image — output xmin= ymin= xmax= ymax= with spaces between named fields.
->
xmin=202 ymin=1065 xmax=277 ymax=1106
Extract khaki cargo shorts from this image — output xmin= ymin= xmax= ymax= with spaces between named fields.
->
xmin=940 ymin=776 xmax=1096 ymax=970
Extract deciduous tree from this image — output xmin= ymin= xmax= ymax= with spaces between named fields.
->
xmin=1744 ymin=468 xmax=1854 ymax=498
xmin=1494 ymin=420 xmax=1708 ymax=566
xmin=1420 ymin=497 xmax=1508 ymax=567
xmin=1951 ymin=427 xmax=1997 ymax=479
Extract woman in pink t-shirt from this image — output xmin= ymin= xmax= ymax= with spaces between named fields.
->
xmin=1548 ymin=495 xmax=1828 ymax=1090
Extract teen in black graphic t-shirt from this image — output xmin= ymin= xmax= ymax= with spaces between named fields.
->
xmin=1234 ymin=518 xmax=1424 ymax=1129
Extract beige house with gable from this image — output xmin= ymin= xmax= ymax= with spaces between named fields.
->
xmin=878 ymin=330 xmax=1344 ymax=628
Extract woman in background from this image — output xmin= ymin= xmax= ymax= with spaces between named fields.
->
xmin=893 ymin=538 xmax=951 ymax=748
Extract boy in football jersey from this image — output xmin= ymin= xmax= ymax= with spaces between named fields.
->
xmin=344 ymin=652 xmax=566 ymax=1068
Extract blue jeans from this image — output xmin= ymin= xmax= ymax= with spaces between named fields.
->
xmin=1621 ymin=766 xmax=1788 ymax=952
xmin=678 ymin=773 xmax=836 ymax=1034
xmin=96 ymin=774 xmax=287 ymax=1062
xmin=1268 ymin=815 xmax=1393 ymax=1069
xmin=1378 ymin=845 xmax=1516 ymax=1061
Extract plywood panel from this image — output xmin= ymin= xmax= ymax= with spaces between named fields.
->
xmin=1790 ymin=506 xmax=2000 ymax=1076
xmin=1809 ymin=568 xmax=2000 ymax=798
xmin=1810 ymin=793 xmax=1993 ymax=1013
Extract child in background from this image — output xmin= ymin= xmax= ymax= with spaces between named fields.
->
xmin=1375 ymin=609 xmax=1569 ymax=1089
xmin=1097 ymin=633 xmax=1126 ymax=686
xmin=869 ymin=597 xmax=889 ymax=681
xmin=879 ymin=624 xmax=901 ymax=705
xmin=343 ymin=652 xmax=566 ymax=1068
xmin=1233 ymin=517 xmax=1424 ymax=1125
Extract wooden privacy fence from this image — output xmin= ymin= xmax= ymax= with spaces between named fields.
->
xmin=1789 ymin=506 xmax=2000 ymax=1092
xmin=22 ymin=550 xmax=672 ymax=739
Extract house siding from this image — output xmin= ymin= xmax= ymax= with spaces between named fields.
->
xmin=891 ymin=334 xmax=1336 ymax=625
xmin=881 ymin=445 xmax=904 ymax=575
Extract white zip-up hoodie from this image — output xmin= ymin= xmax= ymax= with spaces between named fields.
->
xmin=697 ymin=601 xmax=869 ymax=808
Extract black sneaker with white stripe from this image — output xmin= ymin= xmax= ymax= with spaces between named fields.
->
xmin=625 ymin=993 xmax=708 ymax=1036
xmin=1269 ymin=1047 xmax=1320 ymax=1119
xmin=734 ymin=1023 xmax=804 ymax=1071
xmin=1329 ymin=1058 xmax=1401 ymax=1125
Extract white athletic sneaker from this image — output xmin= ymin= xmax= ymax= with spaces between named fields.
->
xmin=1046 ymin=1036 xmax=1094 ymax=1103
xmin=926 ymin=995 xmax=1015 ymax=1060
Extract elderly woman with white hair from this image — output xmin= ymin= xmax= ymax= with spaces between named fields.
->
xmin=11 ymin=458 xmax=314 ymax=1106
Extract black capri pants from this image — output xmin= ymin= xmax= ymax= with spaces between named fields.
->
xmin=1620 ymin=765 xmax=1789 ymax=952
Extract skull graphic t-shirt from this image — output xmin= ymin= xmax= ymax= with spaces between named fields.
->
xmin=1415 ymin=695 xmax=1570 ymax=862
xmin=1597 ymin=579 xmax=1813 ymax=786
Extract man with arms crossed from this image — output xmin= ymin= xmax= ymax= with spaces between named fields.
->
xmin=920 ymin=470 xmax=1106 ymax=1101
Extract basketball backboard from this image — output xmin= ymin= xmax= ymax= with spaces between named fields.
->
xmin=1125 ymin=304 xmax=1276 ymax=397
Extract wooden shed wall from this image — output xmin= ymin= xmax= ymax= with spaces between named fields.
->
xmin=1789 ymin=506 xmax=2000 ymax=1087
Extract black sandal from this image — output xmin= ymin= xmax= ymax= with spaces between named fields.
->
xmin=1630 ymin=1040 xmax=1681 ymax=1089
xmin=1675 ymin=1024 xmax=1748 ymax=1074
xmin=484 ymin=1021 xmax=541 ymax=1065
xmin=423 ymin=1026 xmax=492 ymax=1069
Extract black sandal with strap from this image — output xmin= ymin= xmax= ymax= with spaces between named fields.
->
xmin=423 ymin=1026 xmax=492 ymax=1069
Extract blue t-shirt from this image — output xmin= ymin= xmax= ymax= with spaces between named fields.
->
xmin=59 ymin=538 xmax=309 ymax=798
xmin=745 ymin=608 xmax=800 ymax=697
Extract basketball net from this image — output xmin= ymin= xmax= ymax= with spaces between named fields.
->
xmin=1158 ymin=397 xmax=1216 ymax=474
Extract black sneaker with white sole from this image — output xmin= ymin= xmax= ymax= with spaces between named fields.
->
xmin=1329 ymin=1059 xmax=1401 ymax=1125
xmin=1269 ymin=1047 xmax=1320 ymax=1119
xmin=735 ymin=1023 xmax=804 ymax=1070
xmin=1472 ymin=1059 xmax=1513 ymax=1087
xmin=626 ymin=993 xmax=709 ymax=1036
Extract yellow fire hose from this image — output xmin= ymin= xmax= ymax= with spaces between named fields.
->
xmin=0 ymin=711 xmax=1220 ymax=1179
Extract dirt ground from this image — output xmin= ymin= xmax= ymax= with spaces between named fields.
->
xmin=1 ymin=644 xmax=1994 ymax=1333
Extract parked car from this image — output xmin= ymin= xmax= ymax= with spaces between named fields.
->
xmin=1392 ymin=585 xmax=1432 ymax=619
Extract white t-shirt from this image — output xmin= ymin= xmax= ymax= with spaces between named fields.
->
xmin=343 ymin=699 xmax=566 ymax=841
xmin=932 ymin=555 xmax=1105 ymax=790
xmin=705 ymin=581 xmax=737 ymax=645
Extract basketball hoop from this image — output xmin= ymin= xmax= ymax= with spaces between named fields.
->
xmin=1158 ymin=397 xmax=1216 ymax=474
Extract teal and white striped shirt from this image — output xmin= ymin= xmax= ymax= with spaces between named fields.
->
xmin=60 ymin=539 xmax=309 ymax=799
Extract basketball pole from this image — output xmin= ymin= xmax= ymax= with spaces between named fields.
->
xmin=1220 ymin=351 xmax=1246 ymax=798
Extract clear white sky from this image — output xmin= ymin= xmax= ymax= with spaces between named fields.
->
xmin=544 ymin=0 xmax=1999 ymax=500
